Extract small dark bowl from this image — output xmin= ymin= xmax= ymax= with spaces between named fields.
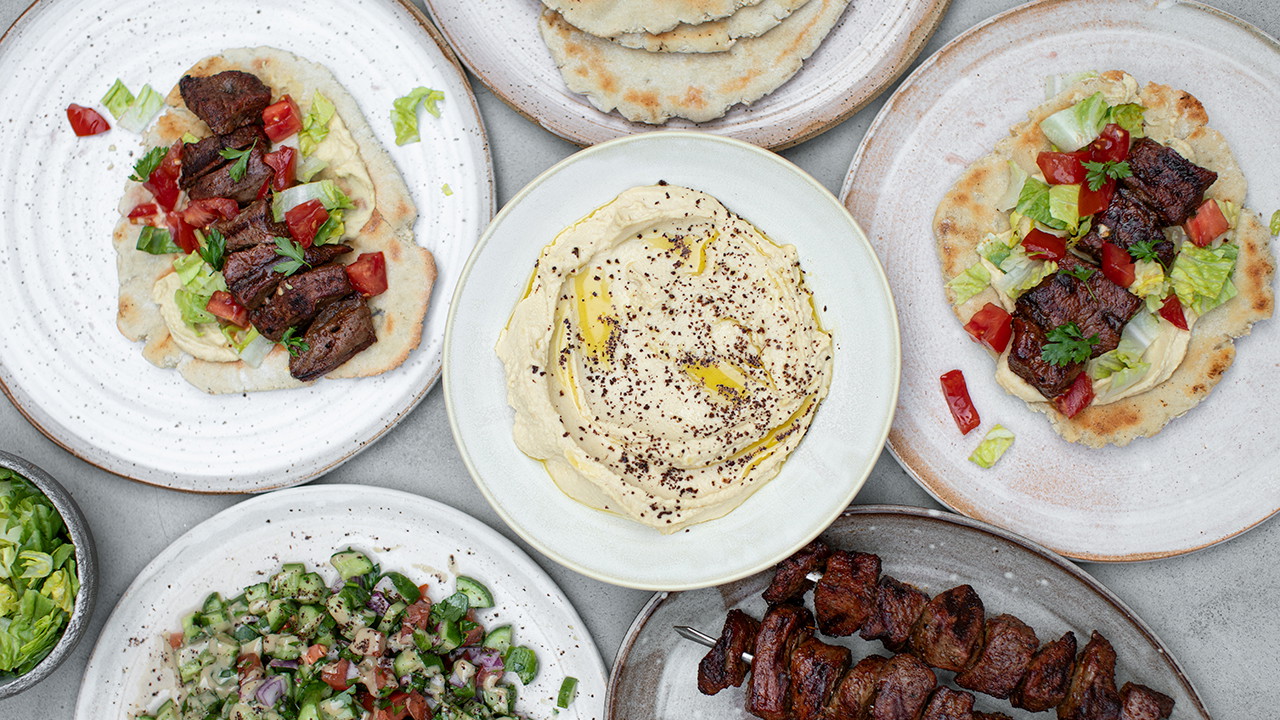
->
xmin=0 ymin=450 xmax=98 ymax=698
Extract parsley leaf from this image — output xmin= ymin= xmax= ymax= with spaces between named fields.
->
xmin=1081 ymin=160 xmax=1132 ymax=192
xmin=129 ymin=146 xmax=167 ymax=182
xmin=1041 ymin=322 xmax=1099 ymax=366
xmin=198 ymin=228 xmax=227 ymax=271
xmin=135 ymin=226 xmax=181 ymax=255
xmin=280 ymin=327 xmax=310 ymax=357
xmin=219 ymin=140 xmax=257 ymax=182
xmin=429 ymin=591 xmax=469 ymax=624
xmin=1059 ymin=265 xmax=1095 ymax=283
xmin=272 ymin=236 xmax=310 ymax=276
xmin=1126 ymin=238 xmax=1161 ymax=263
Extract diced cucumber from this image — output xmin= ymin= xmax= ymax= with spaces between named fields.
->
xmin=484 ymin=685 xmax=516 ymax=714
xmin=379 ymin=572 xmax=421 ymax=603
xmin=245 ymin=582 xmax=271 ymax=609
xmin=557 ymin=676 xmax=579 ymax=708
xmin=330 ymin=550 xmax=374 ymax=581
xmin=153 ymin=699 xmax=179 ymax=720
xmin=393 ymin=649 xmax=426 ymax=677
xmin=420 ymin=651 xmax=445 ymax=676
xmin=455 ymin=576 xmax=494 ymax=609
xmin=178 ymin=657 xmax=203 ymax=684
xmin=436 ymin=619 xmax=463 ymax=653
xmin=201 ymin=610 xmax=232 ymax=635
xmin=270 ymin=563 xmax=306 ymax=599
xmin=265 ymin=633 xmax=304 ymax=660
xmin=297 ymin=703 xmax=320 ymax=720
xmin=295 ymin=604 xmax=327 ymax=637
xmin=297 ymin=572 xmax=327 ymax=604
xmin=412 ymin=629 xmax=435 ymax=653
xmin=505 ymin=646 xmax=539 ymax=685
xmin=232 ymin=622 xmax=259 ymax=643
xmin=377 ymin=601 xmax=406 ymax=635
xmin=482 ymin=625 xmax=513 ymax=655
xmin=181 ymin=611 xmax=203 ymax=642
xmin=202 ymin=592 xmax=226 ymax=614
xmin=264 ymin=599 xmax=298 ymax=633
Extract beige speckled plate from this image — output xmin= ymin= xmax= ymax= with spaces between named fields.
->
xmin=422 ymin=0 xmax=949 ymax=149
xmin=607 ymin=505 xmax=1210 ymax=720
xmin=839 ymin=0 xmax=1280 ymax=561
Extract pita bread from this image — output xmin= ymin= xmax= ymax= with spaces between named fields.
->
xmin=114 ymin=47 xmax=436 ymax=394
xmin=613 ymin=0 xmax=811 ymax=54
xmin=539 ymin=0 xmax=849 ymax=124
xmin=541 ymin=0 xmax=766 ymax=37
xmin=933 ymin=71 xmax=1275 ymax=447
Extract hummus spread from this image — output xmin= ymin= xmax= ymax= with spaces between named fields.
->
xmin=496 ymin=185 xmax=833 ymax=533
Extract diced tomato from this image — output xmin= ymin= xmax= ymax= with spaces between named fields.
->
xmin=263 ymin=146 xmax=297 ymax=191
xmin=377 ymin=692 xmax=413 ymax=720
xmin=405 ymin=692 xmax=430 ymax=720
xmin=128 ymin=203 xmax=158 ymax=224
xmin=144 ymin=142 xmax=184 ymax=212
xmin=166 ymin=212 xmax=199 ymax=254
xmin=939 ymin=370 xmax=981 ymax=435
xmin=321 ymin=658 xmax=352 ymax=691
xmin=181 ymin=197 xmax=239 ymax=228
xmin=302 ymin=644 xmax=328 ymax=665
xmin=417 ymin=583 xmax=430 ymax=596
xmin=1054 ymin=372 xmax=1094 ymax=419
xmin=1021 ymin=228 xmax=1067 ymax=261
xmin=66 ymin=104 xmax=109 ymax=136
xmin=236 ymin=652 xmax=264 ymax=679
xmin=286 ymin=199 xmax=329 ymax=249
xmin=404 ymin=599 xmax=433 ymax=630
xmin=1183 ymin=199 xmax=1229 ymax=247
xmin=168 ymin=632 xmax=184 ymax=649
xmin=1158 ymin=294 xmax=1189 ymax=331
xmin=263 ymin=95 xmax=304 ymax=142
xmin=462 ymin=625 xmax=485 ymax=647
xmin=206 ymin=291 xmax=249 ymax=328
xmin=1036 ymin=151 xmax=1091 ymax=185
xmin=1089 ymin=123 xmax=1130 ymax=163
xmin=1078 ymin=178 xmax=1115 ymax=218
xmin=963 ymin=302 xmax=1013 ymax=355
xmin=346 ymin=252 xmax=389 ymax=297
xmin=1100 ymin=242 xmax=1135 ymax=288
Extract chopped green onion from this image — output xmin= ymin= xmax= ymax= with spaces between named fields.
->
xmin=557 ymin=676 xmax=579 ymax=708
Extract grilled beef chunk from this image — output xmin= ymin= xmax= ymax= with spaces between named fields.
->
xmin=860 ymin=576 xmax=930 ymax=652
xmin=1059 ymin=631 xmax=1122 ymax=720
xmin=251 ymin=264 xmax=354 ymax=341
xmin=815 ymin=550 xmax=881 ymax=637
xmin=179 ymin=71 xmax=272 ymax=135
xmin=215 ymin=198 xmax=290 ymax=252
xmin=909 ymin=584 xmax=985 ymax=673
xmin=921 ymin=686 xmax=976 ymax=720
xmin=1119 ymin=682 xmax=1175 ymax=720
xmin=1076 ymin=189 xmax=1175 ymax=268
xmin=179 ymin=125 xmax=269 ymax=189
xmin=869 ymin=653 xmax=936 ymax=720
xmin=748 ymin=605 xmax=815 ymax=720
xmin=697 ymin=610 xmax=760 ymax=695
xmin=1012 ymin=631 xmax=1078 ymax=712
xmin=1016 ymin=255 xmax=1143 ymax=358
xmin=827 ymin=655 xmax=888 ymax=719
xmin=1120 ymin=138 xmax=1218 ymax=226
xmin=787 ymin=637 xmax=851 ymax=720
xmin=185 ymin=142 xmax=274 ymax=203
xmin=1008 ymin=316 xmax=1083 ymax=398
xmin=289 ymin=295 xmax=376 ymax=382
xmin=763 ymin=539 xmax=830 ymax=605
xmin=973 ymin=714 xmax=1014 ymax=720
xmin=956 ymin=614 xmax=1039 ymax=698
xmin=223 ymin=243 xmax=351 ymax=311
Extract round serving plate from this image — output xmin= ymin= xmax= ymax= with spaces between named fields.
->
xmin=423 ymin=0 xmax=949 ymax=150
xmin=839 ymin=0 xmax=1280 ymax=561
xmin=444 ymin=131 xmax=900 ymax=590
xmin=0 ymin=0 xmax=493 ymax=492
xmin=607 ymin=505 xmax=1210 ymax=719
xmin=74 ymin=484 xmax=607 ymax=720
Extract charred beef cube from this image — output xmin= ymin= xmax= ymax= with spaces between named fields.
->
xmin=179 ymin=71 xmax=272 ymax=135
xmin=1120 ymin=682 xmax=1175 ymax=720
xmin=861 ymin=576 xmax=930 ymax=652
xmin=1007 ymin=316 xmax=1083 ymax=399
xmin=827 ymin=655 xmax=888 ymax=719
xmin=815 ymin=550 xmax=881 ymax=637
xmin=289 ymin=295 xmax=376 ymax=382
xmin=1076 ymin=189 xmax=1176 ymax=268
xmin=215 ymin=198 xmax=290 ymax=252
xmin=920 ymin=687 xmax=976 ymax=720
xmin=955 ymin=614 xmax=1039 ymax=698
xmin=1059 ymin=631 xmax=1122 ymax=720
xmin=697 ymin=609 xmax=760 ymax=695
xmin=179 ymin=125 xmax=269 ymax=190
xmin=748 ymin=604 xmax=815 ymax=720
xmin=224 ymin=243 xmax=351 ymax=311
xmin=185 ymin=142 xmax=274 ymax=204
xmin=762 ymin=538 xmax=830 ymax=605
xmin=909 ymin=584 xmax=985 ymax=673
xmin=1013 ymin=631 xmax=1078 ymax=712
xmin=1120 ymin=137 xmax=1218 ymax=226
xmin=1015 ymin=255 xmax=1143 ymax=358
xmin=787 ymin=637 xmax=851 ymax=720
xmin=974 ymin=714 xmax=1014 ymax=720
xmin=869 ymin=653 xmax=936 ymax=720
xmin=251 ymin=264 xmax=354 ymax=341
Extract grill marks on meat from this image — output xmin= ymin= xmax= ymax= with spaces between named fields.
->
xmin=1120 ymin=138 xmax=1219 ymax=226
xmin=289 ymin=295 xmax=376 ymax=382
xmin=179 ymin=125 xmax=268 ymax=190
xmin=921 ymin=686 xmax=976 ymax=720
xmin=861 ymin=577 xmax=930 ymax=652
xmin=815 ymin=551 xmax=881 ymax=637
xmin=251 ymin=264 xmax=354 ymax=341
xmin=697 ymin=610 xmax=760 ymax=695
xmin=214 ymin=198 xmax=289 ymax=252
xmin=763 ymin=539 xmax=831 ymax=605
xmin=1008 ymin=316 xmax=1083 ymax=397
xmin=223 ymin=243 xmax=351 ymax=312
xmin=827 ymin=655 xmax=887 ymax=719
xmin=1059 ymin=632 xmax=1122 ymax=720
xmin=955 ymin=614 xmax=1038 ymax=699
xmin=1012 ymin=631 xmax=1078 ymax=712
xmin=179 ymin=71 xmax=272 ymax=135
xmin=748 ymin=605 xmax=815 ymax=720
xmin=909 ymin=585 xmax=985 ymax=673
xmin=1119 ymin=683 xmax=1175 ymax=720
xmin=1076 ymin=189 xmax=1175 ymax=268
xmin=786 ymin=636 xmax=850 ymax=720
xmin=868 ymin=654 xmax=936 ymax=720
xmin=184 ymin=142 xmax=274 ymax=203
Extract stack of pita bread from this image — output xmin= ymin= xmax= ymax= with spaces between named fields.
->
xmin=538 ymin=0 xmax=851 ymax=124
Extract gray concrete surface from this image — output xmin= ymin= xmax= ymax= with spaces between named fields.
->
xmin=1 ymin=0 xmax=1276 ymax=717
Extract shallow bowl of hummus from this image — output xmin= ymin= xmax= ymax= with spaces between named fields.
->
xmin=444 ymin=131 xmax=899 ymax=590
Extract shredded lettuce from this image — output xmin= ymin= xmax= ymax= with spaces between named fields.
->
xmin=172 ymin=254 xmax=227 ymax=328
xmin=995 ymin=161 xmax=1029 ymax=212
xmin=271 ymin=180 xmax=355 ymax=222
xmin=1008 ymin=211 xmax=1033 ymax=240
xmin=947 ymin=263 xmax=991 ymax=305
xmin=1271 ymin=209 xmax=1280 ymax=236
xmin=1128 ymin=259 xmax=1166 ymax=299
xmin=1044 ymin=71 xmax=1099 ymax=100
xmin=299 ymin=91 xmax=336 ymax=156
xmin=175 ymin=289 xmax=215 ymax=326
xmin=1015 ymin=178 xmax=1067 ymax=231
xmin=969 ymin=425 xmax=1015 ymax=469
xmin=391 ymin=87 xmax=445 ymax=145
xmin=311 ymin=211 xmax=346 ymax=246
xmin=978 ymin=230 xmax=1015 ymax=267
xmin=297 ymin=155 xmax=329 ymax=183
xmin=1104 ymin=103 xmax=1146 ymax=138
xmin=1171 ymin=243 xmax=1238 ymax=316
xmin=222 ymin=326 xmax=274 ymax=368
xmin=992 ymin=245 xmax=1058 ymax=299
xmin=1216 ymin=199 xmax=1240 ymax=231
xmin=181 ymin=132 xmax=200 ymax=144
xmin=1039 ymin=92 xmax=1109 ymax=151
xmin=1089 ymin=311 xmax=1160 ymax=382
xmin=135 ymin=226 xmax=181 ymax=255
xmin=100 ymin=79 xmax=134 ymax=119
xmin=117 ymin=84 xmax=164 ymax=133
xmin=1048 ymin=184 xmax=1080 ymax=232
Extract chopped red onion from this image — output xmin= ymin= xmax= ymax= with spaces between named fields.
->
xmin=368 ymin=591 xmax=390 ymax=614
xmin=267 ymin=658 xmax=299 ymax=670
xmin=255 ymin=675 xmax=287 ymax=707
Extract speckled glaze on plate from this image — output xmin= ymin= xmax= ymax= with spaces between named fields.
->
xmin=423 ymin=0 xmax=949 ymax=150
xmin=839 ymin=0 xmax=1280 ymax=561
xmin=0 ymin=0 xmax=493 ymax=493
xmin=607 ymin=505 xmax=1210 ymax=720
xmin=444 ymin=131 xmax=900 ymax=590
xmin=74 ymin=485 xmax=607 ymax=720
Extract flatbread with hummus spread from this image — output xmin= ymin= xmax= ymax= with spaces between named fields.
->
xmin=934 ymin=71 xmax=1274 ymax=447
xmin=113 ymin=47 xmax=435 ymax=393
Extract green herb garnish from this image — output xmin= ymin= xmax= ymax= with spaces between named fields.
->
xmin=272 ymin=236 xmax=309 ymax=276
xmin=1126 ymin=238 xmax=1162 ymax=264
xmin=129 ymin=146 xmax=167 ymax=182
xmin=1059 ymin=265 xmax=1095 ymax=283
xmin=198 ymin=228 xmax=227 ymax=271
xmin=280 ymin=327 xmax=310 ymax=357
xmin=1041 ymin=322 xmax=1099 ymax=366
xmin=219 ymin=140 xmax=257 ymax=182
xmin=135 ymin=226 xmax=181 ymax=255
xmin=1082 ymin=160 xmax=1132 ymax=191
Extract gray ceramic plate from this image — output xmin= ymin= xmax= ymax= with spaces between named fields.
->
xmin=607 ymin=505 xmax=1209 ymax=719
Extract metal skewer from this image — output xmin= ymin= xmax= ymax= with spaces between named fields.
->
xmin=675 ymin=625 xmax=753 ymax=662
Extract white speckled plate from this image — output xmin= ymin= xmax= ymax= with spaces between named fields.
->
xmin=422 ymin=0 xmax=949 ymax=150
xmin=0 ymin=0 xmax=493 ymax=492
xmin=607 ymin=505 xmax=1210 ymax=719
xmin=444 ymin=131 xmax=900 ymax=591
xmin=840 ymin=0 xmax=1280 ymax=561
xmin=74 ymin=484 xmax=607 ymax=720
